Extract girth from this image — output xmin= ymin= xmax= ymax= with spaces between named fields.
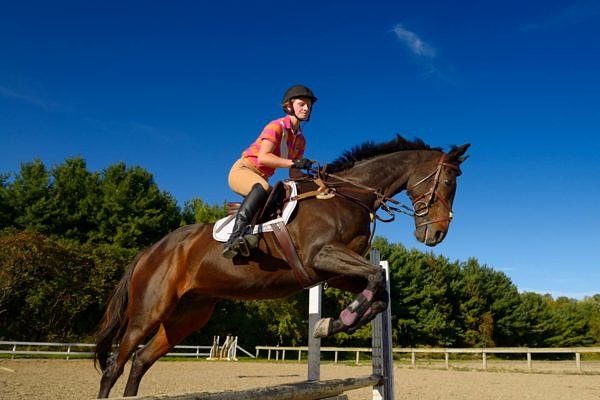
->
xmin=271 ymin=221 xmax=317 ymax=289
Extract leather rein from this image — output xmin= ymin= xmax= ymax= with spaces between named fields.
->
xmin=304 ymin=153 xmax=459 ymax=228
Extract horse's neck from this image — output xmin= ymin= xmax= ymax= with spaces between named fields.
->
xmin=340 ymin=151 xmax=428 ymax=198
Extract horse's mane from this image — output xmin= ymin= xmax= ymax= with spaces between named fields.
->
xmin=325 ymin=135 xmax=441 ymax=173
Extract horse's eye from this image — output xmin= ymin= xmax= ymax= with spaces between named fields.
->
xmin=444 ymin=179 xmax=452 ymax=186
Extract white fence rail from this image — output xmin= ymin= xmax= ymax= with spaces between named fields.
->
xmin=255 ymin=345 xmax=600 ymax=372
xmin=0 ymin=341 xmax=254 ymax=360
xmin=4 ymin=341 xmax=600 ymax=372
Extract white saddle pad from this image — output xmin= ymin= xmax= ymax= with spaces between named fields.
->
xmin=212 ymin=181 xmax=298 ymax=242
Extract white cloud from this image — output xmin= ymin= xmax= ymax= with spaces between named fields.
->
xmin=392 ymin=24 xmax=436 ymax=59
xmin=390 ymin=23 xmax=456 ymax=84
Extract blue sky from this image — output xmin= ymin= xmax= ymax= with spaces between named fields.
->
xmin=1 ymin=1 xmax=599 ymax=299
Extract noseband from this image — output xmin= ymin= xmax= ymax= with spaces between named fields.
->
xmin=407 ymin=154 xmax=459 ymax=228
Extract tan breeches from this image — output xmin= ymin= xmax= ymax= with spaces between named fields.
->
xmin=228 ymin=158 xmax=270 ymax=196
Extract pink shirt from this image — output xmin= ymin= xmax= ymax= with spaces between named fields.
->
xmin=242 ymin=115 xmax=306 ymax=178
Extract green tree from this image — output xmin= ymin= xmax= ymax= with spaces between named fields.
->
xmin=91 ymin=162 xmax=180 ymax=249
xmin=459 ymin=259 xmax=520 ymax=347
xmin=397 ymin=251 xmax=460 ymax=346
xmin=373 ymin=237 xmax=462 ymax=347
xmin=243 ymin=296 xmax=307 ymax=346
xmin=48 ymin=157 xmax=101 ymax=242
xmin=6 ymin=159 xmax=53 ymax=232
xmin=0 ymin=231 xmax=89 ymax=340
xmin=0 ymin=174 xmax=15 ymax=228
xmin=545 ymin=296 xmax=597 ymax=347
xmin=583 ymin=295 xmax=600 ymax=345
xmin=183 ymin=198 xmax=228 ymax=224
xmin=185 ymin=294 xmax=308 ymax=350
xmin=0 ymin=229 xmax=136 ymax=341
xmin=512 ymin=292 xmax=555 ymax=346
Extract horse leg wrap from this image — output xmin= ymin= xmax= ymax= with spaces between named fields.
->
xmin=340 ymin=289 xmax=373 ymax=327
xmin=347 ymin=306 xmax=374 ymax=334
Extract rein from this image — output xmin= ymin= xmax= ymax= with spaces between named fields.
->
xmin=304 ymin=153 xmax=458 ymax=227
xmin=303 ymin=168 xmax=410 ymax=223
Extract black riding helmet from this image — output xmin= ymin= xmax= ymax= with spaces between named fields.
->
xmin=281 ymin=85 xmax=318 ymax=116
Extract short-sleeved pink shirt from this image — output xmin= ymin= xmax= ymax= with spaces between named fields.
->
xmin=241 ymin=115 xmax=306 ymax=178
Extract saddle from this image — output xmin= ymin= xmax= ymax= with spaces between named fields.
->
xmin=213 ymin=173 xmax=335 ymax=243
xmin=213 ymin=178 xmax=332 ymax=288
xmin=212 ymin=181 xmax=299 ymax=243
xmin=229 ymin=180 xmax=291 ymax=225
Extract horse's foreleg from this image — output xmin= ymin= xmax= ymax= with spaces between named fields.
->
xmin=346 ymin=289 xmax=389 ymax=334
xmin=311 ymin=243 xmax=386 ymax=338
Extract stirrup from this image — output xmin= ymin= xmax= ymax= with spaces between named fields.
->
xmin=243 ymin=233 xmax=259 ymax=251
xmin=222 ymin=236 xmax=251 ymax=259
xmin=222 ymin=243 xmax=238 ymax=259
xmin=223 ymin=237 xmax=242 ymax=259
xmin=237 ymin=237 xmax=251 ymax=257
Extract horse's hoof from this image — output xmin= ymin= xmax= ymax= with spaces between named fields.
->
xmin=312 ymin=318 xmax=333 ymax=338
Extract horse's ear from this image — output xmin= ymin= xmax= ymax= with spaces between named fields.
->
xmin=448 ymin=143 xmax=470 ymax=164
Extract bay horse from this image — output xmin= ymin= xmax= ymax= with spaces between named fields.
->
xmin=94 ymin=136 xmax=469 ymax=398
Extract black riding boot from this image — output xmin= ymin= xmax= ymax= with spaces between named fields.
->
xmin=222 ymin=184 xmax=268 ymax=259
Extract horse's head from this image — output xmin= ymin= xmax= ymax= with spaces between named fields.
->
xmin=407 ymin=144 xmax=470 ymax=246
xmin=321 ymin=136 xmax=470 ymax=247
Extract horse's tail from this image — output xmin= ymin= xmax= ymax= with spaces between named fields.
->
xmin=93 ymin=251 xmax=143 ymax=372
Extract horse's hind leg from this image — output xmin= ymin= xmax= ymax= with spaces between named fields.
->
xmin=123 ymin=297 xmax=219 ymax=397
xmin=98 ymin=322 xmax=158 ymax=398
xmin=311 ymin=243 xmax=386 ymax=338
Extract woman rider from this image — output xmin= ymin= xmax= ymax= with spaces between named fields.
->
xmin=223 ymin=84 xmax=317 ymax=259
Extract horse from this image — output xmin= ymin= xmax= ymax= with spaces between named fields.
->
xmin=94 ymin=135 xmax=470 ymax=398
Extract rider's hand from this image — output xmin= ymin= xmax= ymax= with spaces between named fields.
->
xmin=292 ymin=158 xmax=314 ymax=170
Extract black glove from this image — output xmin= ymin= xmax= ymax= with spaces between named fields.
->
xmin=292 ymin=158 xmax=314 ymax=170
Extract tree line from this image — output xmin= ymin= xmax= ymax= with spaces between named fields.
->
xmin=1 ymin=157 xmax=598 ymax=349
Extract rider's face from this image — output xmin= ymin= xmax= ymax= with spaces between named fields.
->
xmin=291 ymin=98 xmax=313 ymax=120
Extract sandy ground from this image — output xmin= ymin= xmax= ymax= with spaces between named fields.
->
xmin=1 ymin=359 xmax=600 ymax=400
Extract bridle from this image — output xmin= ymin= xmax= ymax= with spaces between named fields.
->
xmin=407 ymin=153 xmax=459 ymax=228
xmin=307 ymin=152 xmax=459 ymax=228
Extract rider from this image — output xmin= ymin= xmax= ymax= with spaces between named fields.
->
xmin=223 ymin=84 xmax=318 ymax=259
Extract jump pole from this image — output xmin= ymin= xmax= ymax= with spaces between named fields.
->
xmin=370 ymin=250 xmax=395 ymax=400
xmin=110 ymin=375 xmax=381 ymax=400
xmin=307 ymin=249 xmax=394 ymax=400
xmin=308 ymin=283 xmax=322 ymax=381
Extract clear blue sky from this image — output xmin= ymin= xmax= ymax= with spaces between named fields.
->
xmin=2 ymin=1 xmax=599 ymax=299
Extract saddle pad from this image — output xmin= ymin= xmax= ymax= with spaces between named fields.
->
xmin=212 ymin=181 xmax=298 ymax=242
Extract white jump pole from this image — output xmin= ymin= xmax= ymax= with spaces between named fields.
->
xmin=308 ymin=284 xmax=322 ymax=381
xmin=370 ymin=250 xmax=395 ymax=400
